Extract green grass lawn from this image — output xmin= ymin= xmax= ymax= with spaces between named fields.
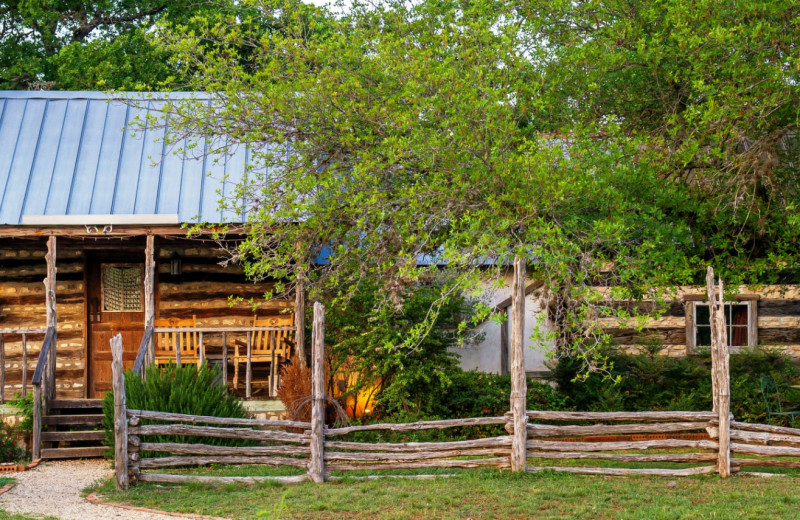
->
xmin=0 ymin=514 xmax=54 ymax=520
xmin=90 ymin=464 xmax=800 ymax=520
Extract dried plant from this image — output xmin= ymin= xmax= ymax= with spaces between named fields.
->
xmin=276 ymin=354 xmax=312 ymax=423
xmin=277 ymin=354 xmax=349 ymax=426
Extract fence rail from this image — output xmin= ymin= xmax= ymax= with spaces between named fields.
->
xmin=119 ymin=405 xmax=741 ymax=484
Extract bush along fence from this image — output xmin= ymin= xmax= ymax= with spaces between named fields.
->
xmin=110 ymin=263 xmax=790 ymax=489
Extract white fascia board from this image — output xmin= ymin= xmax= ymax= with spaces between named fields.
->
xmin=21 ymin=214 xmax=180 ymax=226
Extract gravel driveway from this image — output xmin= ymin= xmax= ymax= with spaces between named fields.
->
xmin=0 ymin=459 xmax=183 ymax=520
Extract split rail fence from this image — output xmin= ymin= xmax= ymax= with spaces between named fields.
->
xmin=111 ymin=264 xmax=790 ymax=489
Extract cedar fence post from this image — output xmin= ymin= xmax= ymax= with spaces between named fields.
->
xmin=510 ymin=256 xmax=528 ymax=472
xmin=110 ymin=333 xmax=129 ymax=490
xmin=1 ymin=333 xmax=5 ymax=404
xmin=706 ymin=267 xmax=731 ymax=477
xmin=308 ymin=302 xmax=325 ymax=483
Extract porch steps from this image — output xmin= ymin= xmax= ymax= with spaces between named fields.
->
xmin=41 ymin=430 xmax=105 ymax=442
xmin=41 ymin=399 xmax=106 ymax=460
xmin=40 ymin=447 xmax=106 ymax=459
xmin=42 ymin=414 xmax=104 ymax=426
xmin=50 ymin=399 xmax=104 ymax=409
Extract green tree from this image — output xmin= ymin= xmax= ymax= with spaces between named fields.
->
xmin=0 ymin=0 xmax=282 ymax=89
xmin=155 ymin=0 xmax=800 ymax=375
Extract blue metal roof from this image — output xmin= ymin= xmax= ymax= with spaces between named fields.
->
xmin=0 ymin=91 xmax=254 ymax=225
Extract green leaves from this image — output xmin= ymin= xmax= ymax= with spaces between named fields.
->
xmin=157 ymin=0 xmax=800 ymax=375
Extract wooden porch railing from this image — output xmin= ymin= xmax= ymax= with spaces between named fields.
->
xmin=133 ymin=326 xmax=295 ymax=397
xmin=30 ymin=326 xmax=56 ymax=460
xmin=0 ymin=328 xmax=48 ymax=403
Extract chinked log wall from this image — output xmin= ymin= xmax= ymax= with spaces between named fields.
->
xmin=0 ymin=240 xmax=284 ymax=399
xmin=157 ymin=245 xmax=289 ymax=347
xmin=0 ymin=246 xmax=84 ymax=398
xmin=596 ymin=286 xmax=800 ymax=358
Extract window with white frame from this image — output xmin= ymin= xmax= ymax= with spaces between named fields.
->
xmin=689 ymin=299 xmax=757 ymax=349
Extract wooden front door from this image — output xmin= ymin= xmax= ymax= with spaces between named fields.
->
xmin=87 ymin=259 xmax=145 ymax=398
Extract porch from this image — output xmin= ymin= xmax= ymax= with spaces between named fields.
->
xmin=0 ymin=233 xmax=306 ymax=459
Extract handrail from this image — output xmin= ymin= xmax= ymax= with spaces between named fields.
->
xmin=31 ymin=326 xmax=56 ymax=386
xmin=132 ymin=325 xmax=155 ymax=376
xmin=31 ymin=325 xmax=55 ymax=460
xmin=153 ymin=326 xmax=295 ymax=333
xmin=0 ymin=328 xmax=48 ymax=335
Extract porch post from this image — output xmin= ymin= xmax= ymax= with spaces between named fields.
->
xmin=510 ymin=256 xmax=527 ymax=472
xmin=144 ymin=236 xmax=156 ymax=368
xmin=294 ymin=271 xmax=306 ymax=364
xmin=44 ymin=236 xmax=57 ymax=401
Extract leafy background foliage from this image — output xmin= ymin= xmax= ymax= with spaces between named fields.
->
xmin=153 ymin=0 xmax=800 ymax=375
xmin=552 ymin=347 xmax=800 ymax=424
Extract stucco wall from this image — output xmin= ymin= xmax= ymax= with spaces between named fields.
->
xmin=450 ymin=276 xmax=554 ymax=375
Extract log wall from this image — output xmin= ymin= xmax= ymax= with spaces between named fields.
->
xmin=596 ymin=285 xmax=800 ymax=358
xmin=157 ymin=244 xmax=290 ymax=339
xmin=0 ymin=243 xmax=85 ymax=398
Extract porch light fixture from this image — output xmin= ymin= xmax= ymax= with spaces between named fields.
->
xmin=170 ymin=252 xmax=182 ymax=276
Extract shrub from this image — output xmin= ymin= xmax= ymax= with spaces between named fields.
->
xmin=341 ymin=370 xmax=570 ymax=443
xmin=425 ymin=370 xmax=569 ymax=418
xmin=9 ymin=393 xmax=34 ymax=431
xmin=103 ymin=363 xmax=251 ymax=456
xmin=551 ymin=347 xmax=800 ymax=424
xmin=0 ymin=422 xmax=25 ymax=463
xmin=324 ymin=281 xmax=468 ymax=417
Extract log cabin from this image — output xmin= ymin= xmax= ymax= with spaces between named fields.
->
xmin=5 ymin=90 xmax=800 ymax=457
xmin=0 ymin=90 xmax=304 ymax=458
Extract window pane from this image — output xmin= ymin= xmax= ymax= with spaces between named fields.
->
xmin=731 ymin=305 xmax=748 ymax=326
xmin=729 ymin=305 xmax=748 ymax=347
xmin=103 ymin=265 xmax=142 ymax=312
xmin=696 ymin=305 xmax=710 ymax=327
xmin=697 ymin=326 xmax=712 ymax=347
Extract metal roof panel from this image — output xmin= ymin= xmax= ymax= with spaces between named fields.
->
xmin=89 ymin=102 xmax=128 ymax=215
xmin=22 ymin=99 xmax=69 ymax=217
xmin=0 ymin=91 xmax=254 ymax=226
xmin=0 ymin=100 xmax=47 ymax=224
xmin=66 ymin=100 xmax=107 ymax=215
xmin=45 ymin=99 xmax=89 ymax=215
